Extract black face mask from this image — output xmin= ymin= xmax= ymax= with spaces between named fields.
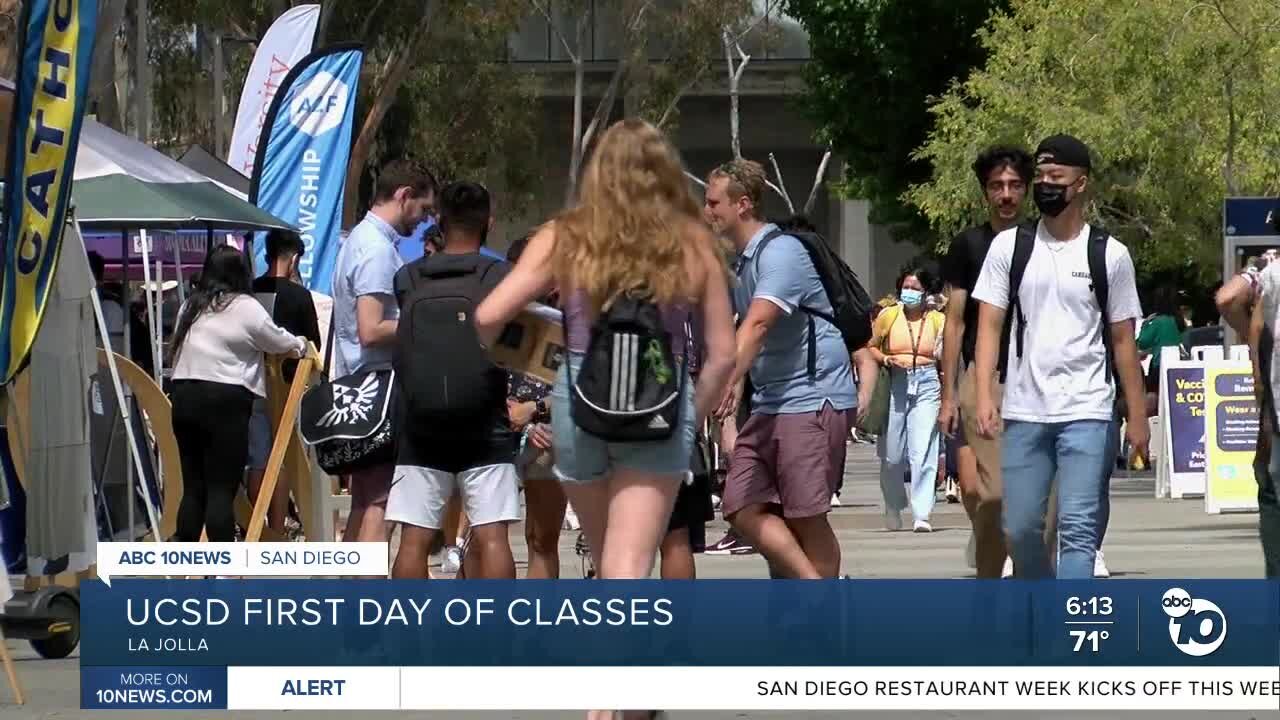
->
xmin=1033 ymin=181 xmax=1073 ymax=217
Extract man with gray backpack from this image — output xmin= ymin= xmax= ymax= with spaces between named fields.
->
xmin=971 ymin=134 xmax=1149 ymax=579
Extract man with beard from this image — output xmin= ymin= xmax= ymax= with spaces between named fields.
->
xmin=331 ymin=160 xmax=437 ymax=545
xmin=937 ymin=145 xmax=1032 ymax=578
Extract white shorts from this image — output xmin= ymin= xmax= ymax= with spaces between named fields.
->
xmin=385 ymin=463 xmax=520 ymax=530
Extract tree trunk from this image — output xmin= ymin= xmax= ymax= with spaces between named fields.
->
xmin=316 ymin=0 xmax=339 ymax=46
xmin=802 ymin=149 xmax=833 ymax=216
xmin=581 ymin=63 xmax=626 ymax=153
xmin=88 ymin=0 xmax=129 ymax=130
xmin=113 ymin=27 xmax=130 ymax=134
xmin=268 ymin=0 xmax=291 ymax=22
xmin=724 ymin=30 xmax=748 ymax=160
xmin=0 ymin=0 xmax=20 ymax=82
xmin=342 ymin=2 xmax=435 ymax=229
xmin=134 ymin=0 xmax=150 ymax=141
xmin=768 ymin=153 xmax=794 ymax=213
xmin=565 ymin=56 xmax=585 ymax=205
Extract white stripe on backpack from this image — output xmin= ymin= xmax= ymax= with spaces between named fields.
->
xmin=609 ymin=333 xmax=643 ymax=411
xmin=626 ymin=334 xmax=638 ymax=411
xmin=611 ymin=335 xmax=623 ymax=409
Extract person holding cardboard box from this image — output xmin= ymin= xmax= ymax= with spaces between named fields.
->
xmin=503 ymin=231 xmax=567 ymax=579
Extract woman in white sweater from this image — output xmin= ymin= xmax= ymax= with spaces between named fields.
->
xmin=169 ymin=245 xmax=307 ymax=542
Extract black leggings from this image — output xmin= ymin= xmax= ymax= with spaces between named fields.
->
xmin=171 ymin=380 xmax=255 ymax=542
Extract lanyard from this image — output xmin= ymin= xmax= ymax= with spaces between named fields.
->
xmin=899 ymin=310 xmax=926 ymax=371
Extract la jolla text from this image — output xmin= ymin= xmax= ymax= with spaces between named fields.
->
xmin=127 ymin=596 xmax=675 ymax=629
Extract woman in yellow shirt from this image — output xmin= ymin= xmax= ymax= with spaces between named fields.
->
xmin=868 ymin=267 xmax=945 ymax=532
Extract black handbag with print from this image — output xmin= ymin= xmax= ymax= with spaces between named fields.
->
xmin=299 ymin=318 xmax=396 ymax=475
xmin=299 ymin=368 xmax=396 ymax=476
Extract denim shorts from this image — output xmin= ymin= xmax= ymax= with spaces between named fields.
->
xmin=551 ymin=353 xmax=696 ymax=484
xmin=246 ymin=400 xmax=271 ymax=472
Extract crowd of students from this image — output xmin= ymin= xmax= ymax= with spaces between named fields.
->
xmin=149 ymin=117 xmax=1280 ymax=594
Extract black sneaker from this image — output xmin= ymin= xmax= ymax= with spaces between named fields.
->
xmin=705 ymin=530 xmax=756 ymax=555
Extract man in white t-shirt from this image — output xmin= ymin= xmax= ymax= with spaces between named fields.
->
xmin=970 ymin=134 xmax=1148 ymax=579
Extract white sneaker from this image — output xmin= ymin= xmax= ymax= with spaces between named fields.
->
xmin=884 ymin=508 xmax=903 ymax=531
xmin=831 ymin=493 xmax=842 ymax=507
xmin=1001 ymin=556 xmax=1014 ymax=578
xmin=563 ymin=507 xmax=581 ymax=531
xmin=1093 ymin=550 xmax=1110 ymax=578
xmin=913 ymin=519 xmax=932 ymax=533
xmin=441 ymin=545 xmax=462 ymax=575
xmin=965 ymin=533 xmax=977 ymax=569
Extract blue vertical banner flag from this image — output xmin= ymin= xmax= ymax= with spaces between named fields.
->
xmin=0 ymin=0 xmax=97 ymax=382
xmin=248 ymin=43 xmax=363 ymax=295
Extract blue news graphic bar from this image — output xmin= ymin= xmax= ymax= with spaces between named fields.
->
xmin=80 ymin=579 xmax=1280 ymax=667
xmin=81 ymin=666 xmax=227 ymax=710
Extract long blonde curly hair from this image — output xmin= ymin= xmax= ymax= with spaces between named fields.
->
xmin=553 ymin=119 xmax=708 ymax=311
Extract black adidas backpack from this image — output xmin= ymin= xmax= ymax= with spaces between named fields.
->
xmin=1000 ymin=220 xmax=1112 ymax=383
xmin=753 ymin=228 xmax=874 ymax=375
xmin=393 ymin=254 xmax=509 ymax=430
xmin=568 ymin=294 xmax=689 ymax=442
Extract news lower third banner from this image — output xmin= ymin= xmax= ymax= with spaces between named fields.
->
xmin=79 ymin=579 xmax=1280 ymax=711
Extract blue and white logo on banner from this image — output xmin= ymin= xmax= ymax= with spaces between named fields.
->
xmin=248 ymin=43 xmax=363 ymax=295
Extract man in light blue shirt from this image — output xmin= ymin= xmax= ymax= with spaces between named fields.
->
xmin=330 ymin=159 xmax=437 ymax=545
xmin=704 ymin=159 xmax=876 ymax=579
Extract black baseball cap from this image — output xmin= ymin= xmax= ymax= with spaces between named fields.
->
xmin=1035 ymin=134 xmax=1092 ymax=171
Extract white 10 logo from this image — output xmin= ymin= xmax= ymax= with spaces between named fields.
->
xmin=1161 ymin=587 xmax=1227 ymax=657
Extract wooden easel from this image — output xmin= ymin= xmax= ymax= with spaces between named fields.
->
xmin=244 ymin=344 xmax=321 ymax=543
xmin=0 ymin=623 xmax=23 ymax=705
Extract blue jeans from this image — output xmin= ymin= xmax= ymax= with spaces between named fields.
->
xmin=1003 ymin=419 xmax=1111 ymax=579
xmin=1097 ymin=418 xmax=1119 ymax=549
xmin=878 ymin=367 xmax=941 ymax=521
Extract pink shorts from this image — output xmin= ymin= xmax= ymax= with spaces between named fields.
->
xmin=348 ymin=463 xmax=394 ymax=510
xmin=722 ymin=403 xmax=853 ymax=519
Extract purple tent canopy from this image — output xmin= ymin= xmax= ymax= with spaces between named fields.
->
xmin=83 ymin=230 xmax=241 ymax=279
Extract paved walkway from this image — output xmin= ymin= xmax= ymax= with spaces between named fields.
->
xmin=2 ymin=444 xmax=1272 ymax=719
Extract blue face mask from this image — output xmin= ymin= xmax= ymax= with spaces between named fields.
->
xmin=900 ymin=289 xmax=924 ymax=307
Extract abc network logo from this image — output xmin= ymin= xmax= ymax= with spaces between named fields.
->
xmin=1161 ymin=587 xmax=1227 ymax=657
xmin=288 ymin=71 xmax=350 ymax=137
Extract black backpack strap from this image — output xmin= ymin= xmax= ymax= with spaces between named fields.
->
xmin=999 ymin=221 xmax=1037 ymax=383
xmin=1087 ymin=225 xmax=1113 ymax=384
xmin=322 ymin=306 xmax=336 ymax=377
xmin=749 ymin=229 xmax=786 ymax=279
xmin=752 ymin=228 xmax=826 ymax=377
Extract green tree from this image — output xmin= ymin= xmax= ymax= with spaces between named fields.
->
xmin=906 ymin=0 xmax=1280 ymax=287
xmin=365 ymin=4 xmax=542 ymax=216
xmin=784 ymin=0 xmax=1003 ymax=230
